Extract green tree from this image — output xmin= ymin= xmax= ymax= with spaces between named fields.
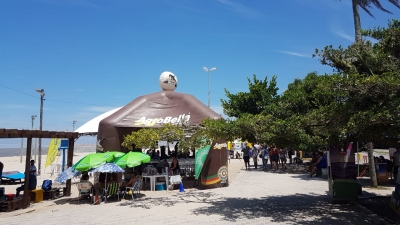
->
xmin=122 ymin=128 xmax=159 ymax=151
xmin=221 ymin=75 xmax=279 ymax=117
xmin=344 ymin=0 xmax=400 ymax=42
xmin=314 ymin=20 xmax=400 ymax=187
xmin=274 ymin=72 xmax=345 ymax=150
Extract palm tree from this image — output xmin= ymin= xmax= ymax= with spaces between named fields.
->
xmin=350 ymin=0 xmax=400 ymax=42
xmin=348 ymin=0 xmax=399 ymax=187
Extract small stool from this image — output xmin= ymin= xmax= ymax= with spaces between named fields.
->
xmin=30 ymin=189 xmax=44 ymax=203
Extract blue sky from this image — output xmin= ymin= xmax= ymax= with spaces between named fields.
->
xmin=0 ymin=0 xmax=398 ymax=146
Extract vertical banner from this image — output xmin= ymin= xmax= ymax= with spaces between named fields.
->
xmin=201 ymin=139 xmax=228 ymax=187
xmin=195 ymin=145 xmax=211 ymax=179
xmin=328 ymin=143 xmax=358 ymax=203
xmin=45 ymin=138 xmax=61 ymax=168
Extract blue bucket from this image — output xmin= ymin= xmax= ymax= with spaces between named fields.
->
xmin=155 ymin=182 xmax=166 ymax=191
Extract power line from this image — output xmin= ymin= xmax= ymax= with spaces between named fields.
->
xmin=0 ymin=84 xmax=39 ymax=99
xmin=0 ymin=84 xmax=118 ymax=107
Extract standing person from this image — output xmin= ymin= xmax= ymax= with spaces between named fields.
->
xmin=157 ymin=157 xmax=169 ymax=174
xmin=30 ymin=159 xmax=37 ymax=176
xmin=242 ymin=144 xmax=250 ymax=170
xmin=252 ymin=146 xmax=259 ymax=169
xmin=270 ymin=147 xmax=279 ymax=170
xmin=288 ymin=149 xmax=293 ymax=164
xmin=170 ymin=153 xmax=180 ymax=175
xmin=16 ymin=160 xmax=37 ymax=197
xmin=262 ymin=145 xmax=269 ymax=171
xmin=392 ymin=149 xmax=400 ymax=182
xmin=280 ymin=148 xmax=287 ymax=170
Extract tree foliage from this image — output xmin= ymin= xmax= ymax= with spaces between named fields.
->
xmin=221 ymin=75 xmax=279 ymax=117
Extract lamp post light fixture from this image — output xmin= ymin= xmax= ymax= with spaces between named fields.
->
xmin=73 ymin=120 xmax=77 ymax=131
xmin=35 ymin=88 xmax=45 ymax=175
xmin=203 ymin=67 xmax=216 ymax=108
xmin=31 ymin=115 xmax=37 ymax=130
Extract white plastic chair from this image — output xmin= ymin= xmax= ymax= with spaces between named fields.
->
xmin=77 ymin=181 xmax=93 ymax=204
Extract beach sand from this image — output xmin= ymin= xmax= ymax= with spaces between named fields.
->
xmin=0 ymin=154 xmax=244 ymax=217
xmin=1 ymin=152 xmax=91 ymax=195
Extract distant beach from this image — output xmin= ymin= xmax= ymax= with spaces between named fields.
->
xmin=0 ymin=145 xmax=96 ymax=157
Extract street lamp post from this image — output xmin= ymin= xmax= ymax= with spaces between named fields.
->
xmin=73 ymin=120 xmax=77 ymax=131
xmin=29 ymin=115 xmax=37 ymax=163
xmin=203 ymin=67 xmax=216 ymax=108
xmin=31 ymin=115 xmax=37 ymax=130
xmin=35 ymin=88 xmax=45 ymax=175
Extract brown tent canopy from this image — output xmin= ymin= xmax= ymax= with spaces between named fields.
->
xmin=97 ymin=91 xmax=222 ymax=151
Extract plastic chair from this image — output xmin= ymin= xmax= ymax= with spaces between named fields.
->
xmin=77 ymin=181 xmax=92 ymax=204
xmin=102 ymin=182 xmax=119 ymax=203
xmin=123 ymin=180 xmax=140 ymax=200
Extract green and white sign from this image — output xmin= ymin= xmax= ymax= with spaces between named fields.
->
xmin=195 ymin=145 xmax=211 ymax=179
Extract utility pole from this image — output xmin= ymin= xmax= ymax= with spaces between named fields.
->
xmin=31 ymin=115 xmax=37 ymax=163
xmin=31 ymin=115 xmax=37 ymax=130
xmin=203 ymin=67 xmax=216 ymax=108
xmin=35 ymin=89 xmax=45 ymax=175
xmin=73 ymin=120 xmax=77 ymax=131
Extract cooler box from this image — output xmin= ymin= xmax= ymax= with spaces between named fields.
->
xmin=30 ymin=189 xmax=43 ymax=203
xmin=155 ymin=182 xmax=166 ymax=191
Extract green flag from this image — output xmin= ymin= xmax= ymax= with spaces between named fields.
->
xmin=195 ymin=145 xmax=211 ymax=179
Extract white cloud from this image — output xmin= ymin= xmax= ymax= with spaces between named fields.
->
xmin=330 ymin=22 xmax=354 ymax=42
xmin=333 ymin=29 xmax=354 ymax=42
xmin=277 ymin=51 xmax=310 ymax=58
xmin=216 ymin=0 xmax=262 ymax=19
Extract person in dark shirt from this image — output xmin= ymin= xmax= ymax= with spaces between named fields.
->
xmin=242 ymin=144 xmax=250 ymax=170
xmin=309 ymin=152 xmax=327 ymax=177
xmin=379 ymin=156 xmax=394 ymax=180
xmin=170 ymin=153 xmax=180 ymax=175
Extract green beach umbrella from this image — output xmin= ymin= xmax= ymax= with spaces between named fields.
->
xmin=73 ymin=152 xmax=114 ymax=172
xmin=114 ymin=152 xmax=151 ymax=168
xmin=106 ymin=151 xmax=125 ymax=160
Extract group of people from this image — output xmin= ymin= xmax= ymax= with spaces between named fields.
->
xmin=241 ymin=144 xmax=291 ymax=171
xmin=239 ymin=143 xmax=329 ymax=178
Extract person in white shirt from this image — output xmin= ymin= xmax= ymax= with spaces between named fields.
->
xmin=16 ymin=160 xmax=37 ymax=197
xmin=30 ymin=160 xmax=37 ymax=176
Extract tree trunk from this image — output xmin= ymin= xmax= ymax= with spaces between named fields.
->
xmin=366 ymin=142 xmax=378 ymax=187
xmin=352 ymin=0 xmax=362 ymax=43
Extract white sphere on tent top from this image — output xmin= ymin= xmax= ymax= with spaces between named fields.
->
xmin=159 ymin=71 xmax=178 ymax=91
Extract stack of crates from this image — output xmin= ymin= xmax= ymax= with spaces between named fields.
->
xmin=0 ymin=197 xmax=24 ymax=212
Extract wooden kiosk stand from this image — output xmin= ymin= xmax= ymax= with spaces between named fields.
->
xmin=328 ymin=144 xmax=358 ymax=203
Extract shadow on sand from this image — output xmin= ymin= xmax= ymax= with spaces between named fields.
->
xmin=116 ymin=190 xmax=381 ymax=224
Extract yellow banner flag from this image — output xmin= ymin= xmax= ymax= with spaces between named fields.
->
xmin=45 ymin=138 xmax=61 ymax=168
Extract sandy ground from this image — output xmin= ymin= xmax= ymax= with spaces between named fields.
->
xmin=0 ymin=154 xmax=244 ymax=215
xmin=1 ymin=152 xmax=91 ymax=195
xmin=1 ymin=156 xmax=396 ymax=224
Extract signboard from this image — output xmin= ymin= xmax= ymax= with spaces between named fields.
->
xmin=200 ymin=140 xmax=228 ymax=187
